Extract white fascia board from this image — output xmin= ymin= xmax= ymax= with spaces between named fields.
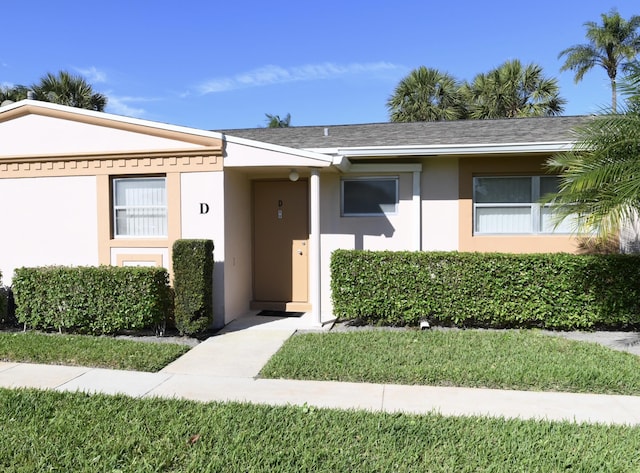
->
xmin=222 ymin=133 xmax=333 ymax=167
xmin=307 ymin=147 xmax=340 ymax=155
xmin=306 ymin=141 xmax=575 ymax=158
xmin=331 ymin=155 xmax=351 ymax=172
xmin=346 ymin=163 xmax=422 ymax=173
xmin=1 ymin=99 xmax=225 ymax=141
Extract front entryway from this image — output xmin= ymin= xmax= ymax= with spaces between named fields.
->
xmin=252 ymin=180 xmax=309 ymax=310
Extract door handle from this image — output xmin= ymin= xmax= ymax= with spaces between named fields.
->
xmin=297 ymin=250 xmax=303 ymax=255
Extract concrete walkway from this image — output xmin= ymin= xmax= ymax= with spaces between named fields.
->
xmin=1 ymin=312 xmax=640 ymax=426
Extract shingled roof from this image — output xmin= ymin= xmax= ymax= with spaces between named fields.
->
xmin=218 ymin=116 xmax=591 ymax=150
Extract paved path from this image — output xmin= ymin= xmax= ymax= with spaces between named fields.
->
xmin=1 ymin=313 xmax=640 ymax=426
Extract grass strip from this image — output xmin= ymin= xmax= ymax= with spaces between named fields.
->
xmin=0 ymin=388 xmax=638 ymax=472
xmin=0 ymin=332 xmax=190 ymax=372
xmin=261 ymin=330 xmax=640 ymax=395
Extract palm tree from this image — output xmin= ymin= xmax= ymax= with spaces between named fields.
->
xmin=620 ymin=60 xmax=640 ymax=112
xmin=387 ymin=67 xmax=466 ymax=122
xmin=544 ymin=67 xmax=640 ymax=238
xmin=464 ymin=60 xmax=565 ymax=119
xmin=265 ymin=113 xmax=291 ymax=128
xmin=0 ymin=84 xmax=28 ymax=104
xmin=31 ymin=71 xmax=107 ymax=111
xmin=559 ymin=9 xmax=640 ymax=113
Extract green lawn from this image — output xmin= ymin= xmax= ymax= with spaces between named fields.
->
xmin=0 ymin=388 xmax=638 ymax=472
xmin=0 ymin=331 xmax=190 ymax=372
xmin=260 ymin=329 xmax=640 ymax=395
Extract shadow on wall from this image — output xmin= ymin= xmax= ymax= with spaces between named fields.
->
xmin=212 ymin=261 xmax=225 ymax=329
xmin=0 ymin=286 xmax=16 ymax=325
xmin=352 ymin=218 xmax=396 ymax=250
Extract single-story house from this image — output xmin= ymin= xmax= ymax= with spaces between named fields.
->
xmin=0 ymin=100 xmax=630 ymax=328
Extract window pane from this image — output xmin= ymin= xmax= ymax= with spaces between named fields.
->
xmin=541 ymin=207 xmax=574 ymax=233
xmin=476 ymin=206 xmax=532 ymax=233
xmin=540 ymin=176 xmax=561 ymax=199
xmin=115 ymin=178 xmax=165 ymax=207
xmin=114 ymin=178 xmax=167 ymax=237
xmin=343 ymin=179 xmax=397 ymax=215
xmin=115 ymin=208 xmax=167 ymax=237
xmin=475 ymin=177 xmax=531 ymax=203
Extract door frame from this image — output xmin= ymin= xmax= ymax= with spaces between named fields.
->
xmin=250 ymin=179 xmax=311 ymax=312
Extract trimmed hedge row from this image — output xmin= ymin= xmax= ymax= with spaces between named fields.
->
xmin=0 ymin=270 xmax=6 ymax=322
xmin=330 ymin=250 xmax=640 ymax=330
xmin=173 ymin=239 xmax=214 ymax=336
xmin=12 ymin=266 xmax=171 ymax=335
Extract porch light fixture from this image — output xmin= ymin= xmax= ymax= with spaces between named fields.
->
xmin=289 ymin=169 xmax=299 ymax=182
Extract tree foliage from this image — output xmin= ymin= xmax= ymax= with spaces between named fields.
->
xmin=387 ymin=67 xmax=466 ymax=122
xmin=387 ymin=61 xmax=564 ymax=122
xmin=32 ymin=71 xmax=107 ymax=111
xmin=464 ymin=60 xmax=565 ymax=119
xmin=265 ymin=113 xmax=291 ymax=128
xmin=0 ymin=84 xmax=28 ymax=104
xmin=544 ymin=66 xmax=640 ymax=239
xmin=559 ymin=9 xmax=640 ymax=112
xmin=1 ymin=70 xmax=107 ymax=111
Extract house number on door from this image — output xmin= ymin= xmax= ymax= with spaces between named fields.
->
xmin=277 ymin=199 xmax=283 ymax=219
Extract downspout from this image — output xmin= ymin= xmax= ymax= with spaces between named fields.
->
xmin=310 ymin=168 xmax=322 ymax=326
xmin=413 ymin=170 xmax=422 ymax=251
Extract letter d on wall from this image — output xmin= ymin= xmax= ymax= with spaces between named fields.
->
xmin=199 ymin=203 xmax=210 ymax=214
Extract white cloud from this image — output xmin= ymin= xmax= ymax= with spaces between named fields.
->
xmin=105 ymin=95 xmax=150 ymax=117
xmin=74 ymin=66 xmax=107 ymax=83
xmin=197 ymin=61 xmax=402 ymax=94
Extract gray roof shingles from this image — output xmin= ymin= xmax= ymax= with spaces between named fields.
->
xmin=217 ymin=116 xmax=591 ymax=150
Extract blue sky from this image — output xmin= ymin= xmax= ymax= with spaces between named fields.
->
xmin=2 ymin=1 xmax=639 ymax=130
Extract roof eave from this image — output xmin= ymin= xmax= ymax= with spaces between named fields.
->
xmin=306 ymin=141 xmax=575 ymax=158
xmin=223 ymin=133 xmax=334 ymax=166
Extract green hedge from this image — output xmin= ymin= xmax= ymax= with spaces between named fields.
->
xmin=172 ymin=239 xmax=214 ymax=336
xmin=0 ymin=270 xmax=6 ymax=322
xmin=12 ymin=266 xmax=171 ymax=335
xmin=330 ymin=250 xmax=640 ymax=330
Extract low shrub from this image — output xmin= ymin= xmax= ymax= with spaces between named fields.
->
xmin=12 ymin=266 xmax=171 ymax=335
xmin=0 ymin=270 xmax=6 ymax=323
xmin=330 ymin=250 xmax=640 ymax=330
xmin=172 ymin=239 xmax=214 ymax=335
xmin=0 ymin=286 xmax=15 ymax=326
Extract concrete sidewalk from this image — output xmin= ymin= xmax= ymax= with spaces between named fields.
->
xmin=1 ymin=312 xmax=639 ymax=426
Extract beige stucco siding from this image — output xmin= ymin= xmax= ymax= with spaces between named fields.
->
xmin=223 ymin=140 xmax=332 ymax=168
xmin=180 ymin=171 xmax=226 ymax=325
xmin=319 ymin=171 xmax=417 ymax=318
xmin=0 ymin=176 xmax=99 ymax=284
xmin=421 ymin=157 xmax=459 ymax=251
xmin=458 ymin=155 xmax=579 ymax=253
xmin=0 ymin=114 xmax=209 ymax=157
xmin=320 ymin=172 xmax=415 ymax=250
xmin=223 ymin=170 xmax=253 ymax=323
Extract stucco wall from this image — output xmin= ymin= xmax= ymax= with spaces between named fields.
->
xmin=180 ymin=171 xmax=226 ymax=327
xmin=421 ymin=157 xmax=459 ymax=251
xmin=0 ymin=176 xmax=99 ymax=284
xmin=319 ymin=171 xmax=417 ymax=318
xmin=1 ymin=114 xmax=206 ymax=156
xmin=458 ymin=155 xmax=579 ymax=253
xmin=223 ymin=171 xmax=253 ymax=323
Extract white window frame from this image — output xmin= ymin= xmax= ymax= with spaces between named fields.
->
xmin=113 ymin=177 xmax=167 ymax=238
xmin=341 ymin=176 xmax=399 ymax=217
xmin=473 ymin=176 xmax=570 ymax=235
